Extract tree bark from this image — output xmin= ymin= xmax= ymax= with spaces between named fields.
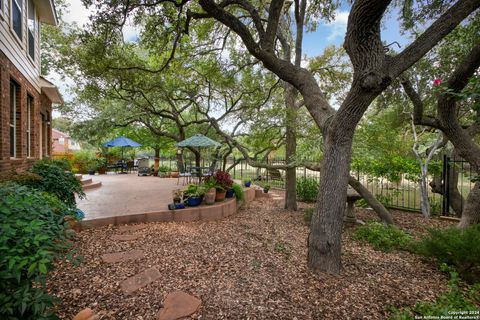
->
xmin=176 ymin=152 xmax=185 ymax=172
xmin=347 ymin=176 xmax=394 ymax=224
xmin=459 ymin=182 xmax=480 ymax=228
xmin=154 ymin=148 xmax=160 ymax=172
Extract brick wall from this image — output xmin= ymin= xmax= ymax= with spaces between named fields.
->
xmin=0 ymin=50 xmax=52 ymax=174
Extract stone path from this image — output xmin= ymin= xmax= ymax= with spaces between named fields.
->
xmin=101 ymin=249 xmax=145 ymax=263
xmin=157 ymin=291 xmax=202 ymax=320
xmin=120 ymin=267 xmax=161 ymax=295
xmin=97 ymin=224 xmax=205 ymax=317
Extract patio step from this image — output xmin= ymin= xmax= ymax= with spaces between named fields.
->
xmin=83 ymin=180 xmax=102 ymax=190
xmin=80 ymin=178 xmax=92 ymax=185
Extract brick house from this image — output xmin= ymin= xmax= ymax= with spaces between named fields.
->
xmin=52 ymin=128 xmax=80 ymax=154
xmin=0 ymin=0 xmax=62 ymax=174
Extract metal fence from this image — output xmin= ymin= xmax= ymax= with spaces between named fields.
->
xmin=154 ymin=155 xmax=474 ymax=215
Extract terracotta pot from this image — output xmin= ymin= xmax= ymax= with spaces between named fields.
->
xmin=170 ymin=171 xmax=179 ymax=178
xmin=215 ymin=189 xmax=227 ymax=202
xmin=204 ymin=188 xmax=216 ymax=205
xmin=98 ymin=166 xmax=107 ymax=174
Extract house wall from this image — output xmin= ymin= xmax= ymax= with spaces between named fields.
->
xmin=0 ymin=49 xmax=52 ymax=173
xmin=0 ymin=0 xmax=42 ymax=93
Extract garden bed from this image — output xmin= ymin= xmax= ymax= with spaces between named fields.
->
xmin=47 ymin=193 xmax=454 ymax=319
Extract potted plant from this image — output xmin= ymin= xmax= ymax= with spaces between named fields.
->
xmin=203 ymin=179 xmax=217 ymax=205
xmin=226 ymin=187 xmax=235 ymax=198
xmin=263 ymin=183 xmax=271 ymax=193
xmin=211 ymin=171 xmax=233 ymax=202
xmin=87 ymin=162 xmax=97 ymax=175
xmin=243 ymin=178 xmax=252 ymax=187
xmin=184 ymin=184 xmax=204 ymax=207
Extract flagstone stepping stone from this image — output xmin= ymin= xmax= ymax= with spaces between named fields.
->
xmin=157 ymin=291 xmax=202 ymax=320
xmin=118 ymin=224 xmax=148 ymax=233
xmin=111 ymin=234 xmax=140 ymax=241
xmin=101 ymin=249 xmax=145 ymax=263
xmin=120 ymin=267 xmax=161 ymax=295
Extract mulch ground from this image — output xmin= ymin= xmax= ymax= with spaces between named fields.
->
xmin=47 ymin=192 xmax=456 ymax=320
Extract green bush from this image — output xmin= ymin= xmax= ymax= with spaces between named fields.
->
xmin=389 ymin=265 xmax=479 ymax=319
xmin=296 ymin=177 xmax=319 ymax=202
xmin=71 ymin=150 xmax=98 ymax=173
xmin=352 ymin=222 xmax=413 ymax=252
xmin=413 ymin=225 xmax=480 ymax=283
xmin=29 ymin=160 xmax=85 ymax=207
xmin=232 ymin=183 xmax=245 ymax=201
xmin=0 ymin=170 xmax=42 ymax=186
xmin=0 ymin=183 xmax=72 ymax=319
xmin=303 ymin=208 xmax=314 ymax=225
xmin=37 ymin=158 xmax=72 ymax=171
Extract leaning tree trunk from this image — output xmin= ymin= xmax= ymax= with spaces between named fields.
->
xmin=347 ymin=176 xmax=394 ymax=224
xmin=284 ymin=83 xmax=298 ymax=210
xmin=459 ymin=181 xmax=480 ymax=228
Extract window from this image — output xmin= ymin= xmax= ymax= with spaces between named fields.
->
xmin=10 ymin=81 xmax=20 ymax=158
xmin=27 ymin=0 xmax=36 ymax=60
xmin=58 ymin=137 xmax=65 ymax=145
xmin=12 ymin=0 xmax=23 ymax=41
xmin=27 ymin=95 xmax=33 ymax=157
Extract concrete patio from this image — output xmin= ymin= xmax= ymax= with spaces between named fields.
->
xmin=77 ymin=174 xmax=184 ymax=220
xmin=76 ymin=173 xmax=257 ymax=227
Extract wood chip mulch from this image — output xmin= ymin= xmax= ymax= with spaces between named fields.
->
xmin=47 ymin=192 xmax=454 ymax=320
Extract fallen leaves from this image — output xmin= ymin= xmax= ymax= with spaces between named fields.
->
xmin=47 ymin=193 xmax=453 ymax=319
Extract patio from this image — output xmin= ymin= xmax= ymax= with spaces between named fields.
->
xmin=76 ymin=173 xmax=256 ymax=227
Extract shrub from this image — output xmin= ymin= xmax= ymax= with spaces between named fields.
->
xmin=389 ymin=265 xmax=479 ymax=319
xmin=30 ymin=160 xmax=85 ymax=207
xmin=296 ymin=177 xmax=319 ymax=202
xmin=352 ymin=222 xmax=413 ymax=252
xmin=303 ymin=208 xmax=314 ymax=225
xmin=0 ymin=183 xmax=71 ymax=319
xmin=36 ymin=158 xmax=72 ymax=171
xmin=0 ymin=170 xmax=42 ymax=186
xmin=71 ymin=150 xmax=98 ymax=174
xmin=413 ymin=225 xmax=480 ymax=283
xmin=232 ymin=183 xmax=245 ymax=201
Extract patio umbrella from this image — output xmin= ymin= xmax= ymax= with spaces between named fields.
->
xmin=103 ymin=136 xmax=142 ymax=169
xmin=176 ymin=134 xmax=221 ymax=148
xmin=176 ymin=134 xmax=221 ymax=171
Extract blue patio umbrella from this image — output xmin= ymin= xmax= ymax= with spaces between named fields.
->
xmin=103 ymin=136 xmax=142 ymax=148
xmin=103 ymin=136 xmax=142 ymax=171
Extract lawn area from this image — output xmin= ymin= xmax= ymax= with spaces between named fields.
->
xmin=46 ymin=193 xmax=453 ymax=319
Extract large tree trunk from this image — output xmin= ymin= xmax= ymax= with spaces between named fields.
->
xmin=176 ymin=153 xmax=185 ymax=172
xmin=308 ymin=136 xmax=353 ymax=273
xmin=154 ymin=148 xmax=160 ymax=172
xmin=430 ymin=161 xmax=465 ymax=217
xmin=284 ymin=83 xmax=297 ymax=210
xmin=459 ymin=181 xmax=480 ymax=228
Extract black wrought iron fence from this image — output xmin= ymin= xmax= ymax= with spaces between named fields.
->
xmin=152 ymin=155 xmax=474 ymax=215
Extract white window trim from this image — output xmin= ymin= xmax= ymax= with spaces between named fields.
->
xmin=10 ymin=84 xmax=17 ymax=159
xmin=27 ymin=96 xmax=32 ymax=158
xmin=10 ymin=0 xmax=24 ymax=47
xmin=0 ymin=0 xmax=5 ymax=20
xmin=27 ymin=0 xmax=36 ymax=64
